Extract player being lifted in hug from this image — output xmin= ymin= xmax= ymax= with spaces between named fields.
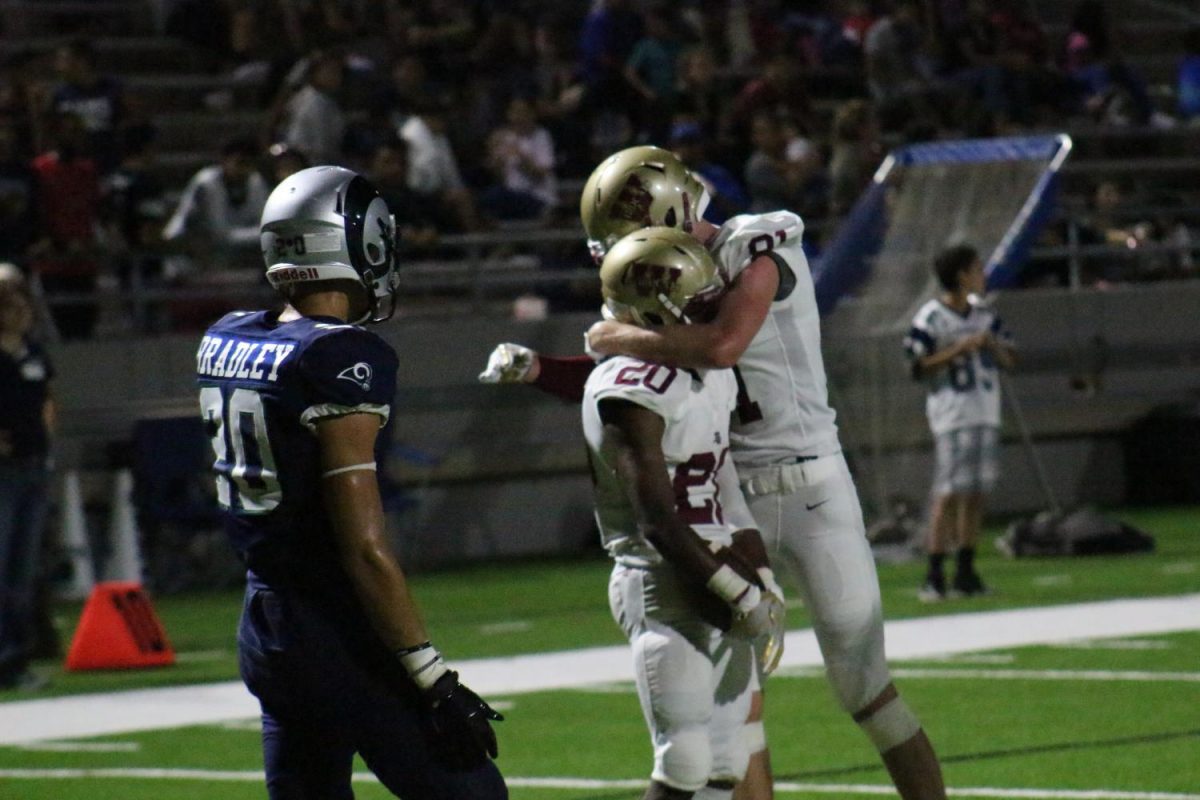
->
xmin=481 ymin=146 xmax=947 ymax=800
xmin=584 ymin=226 xmax=784 ymax=800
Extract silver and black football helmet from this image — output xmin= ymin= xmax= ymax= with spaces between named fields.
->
xmin=261 ymin=165 xmax=400 ymax=324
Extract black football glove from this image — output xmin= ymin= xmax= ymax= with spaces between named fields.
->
xmin=423 ymin=670 xmax=503 ymax=770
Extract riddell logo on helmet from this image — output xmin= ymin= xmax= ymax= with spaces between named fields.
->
xmin=273 ymin=267 xmax=321 ymax=282
xmin=622 ymin=261 xmax=682 ymax=298
xmin=611 ymin=174 xmax=654 ymax=224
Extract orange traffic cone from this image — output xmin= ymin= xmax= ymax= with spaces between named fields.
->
xmin=65 ymin=581 xmax=175 ymax=671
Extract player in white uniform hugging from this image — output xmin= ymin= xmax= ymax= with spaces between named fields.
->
xmin=905 ymin=243 xmax=1016 ymax=602
xmin=584 ymin=227 xmax=785 ymax=800
xmin=481 ymin=147 xmax=946 ymax=800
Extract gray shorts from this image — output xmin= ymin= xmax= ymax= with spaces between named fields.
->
xmin=933 ymin=425 xmax=999 ymax=496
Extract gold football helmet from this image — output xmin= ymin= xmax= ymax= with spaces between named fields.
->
xmin=599 ymin=227 xmax=725 ymax=327
xmin=581 ymin=146 xmax=710 ymax=262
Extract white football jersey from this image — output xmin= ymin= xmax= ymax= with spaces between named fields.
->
xmin=709 ymin=212 xmax=841 ymax=468
xmin=582 ymin=356 xmax=753 ymax=567
xmin=905 ymin=298 xmax=1014 ymax=434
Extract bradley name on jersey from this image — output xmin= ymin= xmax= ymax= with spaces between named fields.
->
xmin=196 ymin=333 xmax=295 ymax=382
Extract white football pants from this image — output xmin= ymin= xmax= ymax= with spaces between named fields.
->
xmin=608 ymin=562 xmax=756 ymax=792
xmin=740 ymin=452 xmax=891 ymax=714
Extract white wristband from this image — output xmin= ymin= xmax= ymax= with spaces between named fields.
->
xmin=706 ymin=564 xmax=762 ymax=614
xmin=322 ymin=462 xmax=377 ymax=478
xmin=396 ymin=642 xmax=450 ymax=691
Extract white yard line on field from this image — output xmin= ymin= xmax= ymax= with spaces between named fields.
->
xmin=0 ymin=594 xmax=1197 ymax=746
xmin=777 ymin=667 xmax=1200 ymax=682
xmin=0 ymin=769 xmax=1197 ymax=800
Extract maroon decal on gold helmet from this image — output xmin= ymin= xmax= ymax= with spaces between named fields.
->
xmin=621 ymin=260 xmax=682 ymax=298
xmin=611 ymin=174 xmax=655 ymax=225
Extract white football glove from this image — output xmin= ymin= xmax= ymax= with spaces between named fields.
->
xmin=478 ymin=343 xmax=536 ymax=384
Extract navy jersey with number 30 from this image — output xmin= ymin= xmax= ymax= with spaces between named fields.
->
xmin=196 ymin=310 xmax=397 ymax=590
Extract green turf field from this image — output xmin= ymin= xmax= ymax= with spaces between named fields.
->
xmin=1 ymin=505 xmax=1198 ymax=799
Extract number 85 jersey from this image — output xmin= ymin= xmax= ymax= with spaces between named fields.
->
xmin=582 ymin=356 xmax=754 ymax=568
xmin=905 ymin=298 xmax=1014 ymax=435
xmin=196 ymin=310 xmax=398 ymax=573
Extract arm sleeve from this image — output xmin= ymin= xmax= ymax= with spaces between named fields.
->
xmin=532 ymin=354 xmax=597 ymax=404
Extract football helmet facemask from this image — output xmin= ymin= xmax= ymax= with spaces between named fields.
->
xmin=581 ymin=146 xmax=710 ymax=263
xmin=599 ymin=227 xmax=725 ymax=328
xmin=261 ymin=165 xmax=400 ymax=324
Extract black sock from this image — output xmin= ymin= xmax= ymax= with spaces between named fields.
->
xmin=927 ymin=553 xmax=945 ymax=583
xmin=956 ymin=547 xmax=976 ymax=576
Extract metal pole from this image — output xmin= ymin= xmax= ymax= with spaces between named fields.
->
xmin=1000 ymin=372 xmax=1062 ymax=515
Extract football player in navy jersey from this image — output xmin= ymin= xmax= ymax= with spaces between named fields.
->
xmin=197 ymin=166 xmax=505 ymax=799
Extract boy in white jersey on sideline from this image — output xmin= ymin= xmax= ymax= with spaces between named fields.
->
xmin=480 ymin=147 xmax=947 ymax=800
xmin=584 ymin=227 xmax=784 ymax=800
xmin=904 ymin=244 xmax=1016 ymax=602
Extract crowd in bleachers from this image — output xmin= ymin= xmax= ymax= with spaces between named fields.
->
xmin=1 ymin=0 xmax=1199 ymax=337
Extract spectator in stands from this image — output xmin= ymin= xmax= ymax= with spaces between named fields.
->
xmin=579 ymin=0 xmax=642 ymax=112
xmin=467 ymin=4 xmax=537 ymax=129
xmin=368 ymin=138 xmax=440 ymax=255
xmin=0 ymin=267 xmax=55 ymax=691
xmin=1075 ymin=179 xmax=1142 ymax=285
xmin=928 ymin=0 xmax=1012 ymax=127
xmin=480 ymin=97 xmax=558 ymax=223
xmin=101 ymin=124 xmax=169 ymax=329
xmin=1062 ymin=0 xmax=1161 ymax=127
xmin=1178 ymin=27 xmax=1200 ymax=121
xmin=744 ymin=111 xmax=824 ymax=218
xmin=531 ymin=15 xmax=589 ymax=175
xmin=391 ymin=0 xmax=478 ymax=83
xmin=828 ymin=99 xmax=881 ymax=217
xmin=623 ymin=3 xmax=685 ymax=143
xmin=382 ymin=54 xmax=439 ymax=124
xmin=0 ymin=53 xmax=44 ymax=160
xmin=728 ymin=53 xmax=814 ymax=152
xmin=579 ymin=0 xmax=642 ymax=157
xmin=280 ymin=50 xmax=347 ymax=166
xmin=398 ymin=97 xmax=480 ymax=231
xmin=674 ymin=45 xmax=729 ymax=147
xmin=267 ymin=142 xmax=310 ymax=186
xmin=29 ymin=112 xmax=102 ymax=340
xmin=162 ymin=136 xmax=270 ymax=275
xmin=905 ymin=243 xmax=1015 ymax=602
xmin=45 ymin=39 xmax=131 ymax=175
xmin=0 ymin=120 xmax=36 ymax=266
xmin=669 ymin=119 xmax=747 ymax=225
xmin=986 ymin=0 xmax=1075 ymax=126
xmin=864 ymin=0 xmax=936 ymax=130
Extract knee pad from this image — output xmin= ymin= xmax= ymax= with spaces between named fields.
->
xmin=857 ymin=695 xmax=921 ymax=753
xmin=653 ymin=727 xmax=712 ymax=793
